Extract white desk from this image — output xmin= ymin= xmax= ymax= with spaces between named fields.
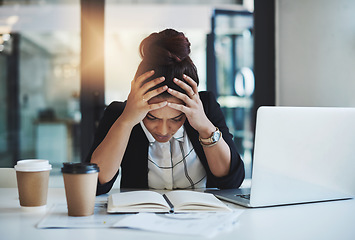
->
xmin=1 ymin=188 xmax=355 ymax=240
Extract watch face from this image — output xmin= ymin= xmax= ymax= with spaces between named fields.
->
xmin=212 ymin=131 xmax=221 ymax=142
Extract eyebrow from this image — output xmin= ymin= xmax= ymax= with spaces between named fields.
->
xmin=147 ymin=112 xmax=184 ymax=120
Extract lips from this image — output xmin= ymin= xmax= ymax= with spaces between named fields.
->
xmin=154 ymin=134 xmax=171 ymax=142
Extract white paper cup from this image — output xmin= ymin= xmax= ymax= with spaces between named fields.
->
xmin=14 ymin=159 xmax=52 ymax=207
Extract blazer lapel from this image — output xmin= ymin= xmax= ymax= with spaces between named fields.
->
xmin=120 ymin=123 xmax=149 ymax=188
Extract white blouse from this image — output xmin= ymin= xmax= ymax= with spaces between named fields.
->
xmin=140 ymin=122 xmax=207 ymax=190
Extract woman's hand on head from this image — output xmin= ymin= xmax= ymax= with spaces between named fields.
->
xmin=167 ymin=74 xmax=215 ymax=136
xmin=120 ymin=70 xmax=168 ymax=127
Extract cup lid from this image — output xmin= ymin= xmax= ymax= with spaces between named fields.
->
xmin=61 ymin=162 xmax=99 ymax=174
xmin=14 ymin=159 xmax=52 ymax=172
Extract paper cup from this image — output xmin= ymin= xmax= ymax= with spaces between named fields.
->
xmin=61 ymin=162 xmax=99 ymax=216
xmin=14 ymin=159 xmax=52 ymax=207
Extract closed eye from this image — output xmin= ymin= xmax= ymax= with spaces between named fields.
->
xmin=146 ymin=113 xmax=158 ymax=121
xmin=171 ymin=113 xmax=185 ymax=122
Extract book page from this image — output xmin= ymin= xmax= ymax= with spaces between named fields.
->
xmin=108 ymin=190 xmax=170 ymax=213
xmin=165 ymin=190 xmax=231 ymax=212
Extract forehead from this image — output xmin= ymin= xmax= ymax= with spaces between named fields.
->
xmin=148 ymin=97 xmax=184 ymax=119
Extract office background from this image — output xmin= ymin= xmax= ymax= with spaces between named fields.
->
xmin=0 ymin=0 xmax=354 ymax=186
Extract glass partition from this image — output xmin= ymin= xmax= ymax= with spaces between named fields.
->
xmin=207 ymin=9 xmax=254 ymax=178
xmin=0 ymin=3 xmax=81 ymax=186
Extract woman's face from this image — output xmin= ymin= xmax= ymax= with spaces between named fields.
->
xmin=143 ymin=96 xmax=186 ymax=143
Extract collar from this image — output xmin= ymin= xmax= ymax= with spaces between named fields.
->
xmin=140 ymin=121 xmax=185 ymax=144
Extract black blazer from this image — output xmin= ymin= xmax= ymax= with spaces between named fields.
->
xmin=86 ymin=91 xmax=245 ymax=195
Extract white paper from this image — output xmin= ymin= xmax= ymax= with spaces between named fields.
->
xmin=112 ymin=210 xmax=244 ymax=238
xmin=37 ymin=203 xmax=128 ymax=229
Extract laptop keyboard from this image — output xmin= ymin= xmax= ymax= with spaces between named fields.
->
xmin=236 ymin=194 xmax=251 ymax=200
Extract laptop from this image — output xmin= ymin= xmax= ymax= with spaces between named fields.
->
xmin=207 ymin=106 xmax=355 ymax=208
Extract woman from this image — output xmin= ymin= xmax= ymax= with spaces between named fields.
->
xmin=87 ymin=29 xmax=245 ymax=195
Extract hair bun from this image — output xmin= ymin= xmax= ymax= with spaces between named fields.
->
xmin=139 ymin=29 xmax=191 ymax=65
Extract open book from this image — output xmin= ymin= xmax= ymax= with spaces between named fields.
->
xmin=107 ymin=190 xmax=231 ymax=213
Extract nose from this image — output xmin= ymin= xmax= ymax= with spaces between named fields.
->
xmin=156 ymin=121 xmax=169 ymax=136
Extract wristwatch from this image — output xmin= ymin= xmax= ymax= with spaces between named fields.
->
xmin=199 ymin=128 xmax=222 ymax=147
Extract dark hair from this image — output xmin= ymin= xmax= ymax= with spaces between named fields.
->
xmin=134 ymin=29 xmax=199 ymax=97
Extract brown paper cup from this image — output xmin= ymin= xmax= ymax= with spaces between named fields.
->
xmin=16 ymin=171 xmax=50 ymax=207
xmin=61 ymin=163 xmax=99 ymax=217
xmin=63 ymin=172 xmax=98 ymax=216
xmin=14 ymin=160 xmax=52 ymax=208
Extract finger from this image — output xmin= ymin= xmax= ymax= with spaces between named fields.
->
xmin=143 ymin=85 xmax=168 ymax=101
xmin=135 ymin=70 xmax=155 ymax=85
xmin=167 ymin=102 xmax=190 ymax=114
xmin=148 ymin=101 xmax=168 ymax=111
xmin=167 ymin=88 xmax=192 ymax=104
xmin=140 ymin=76 xmax=165 ymax=93
xmin=173 ymin=78 xmax=195 ymax=97
xmin=183 ymin=74 xmax=199 ymax=93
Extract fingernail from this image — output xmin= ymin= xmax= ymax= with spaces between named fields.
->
xmin=173 ymin=78 xmax=179 ymax=82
